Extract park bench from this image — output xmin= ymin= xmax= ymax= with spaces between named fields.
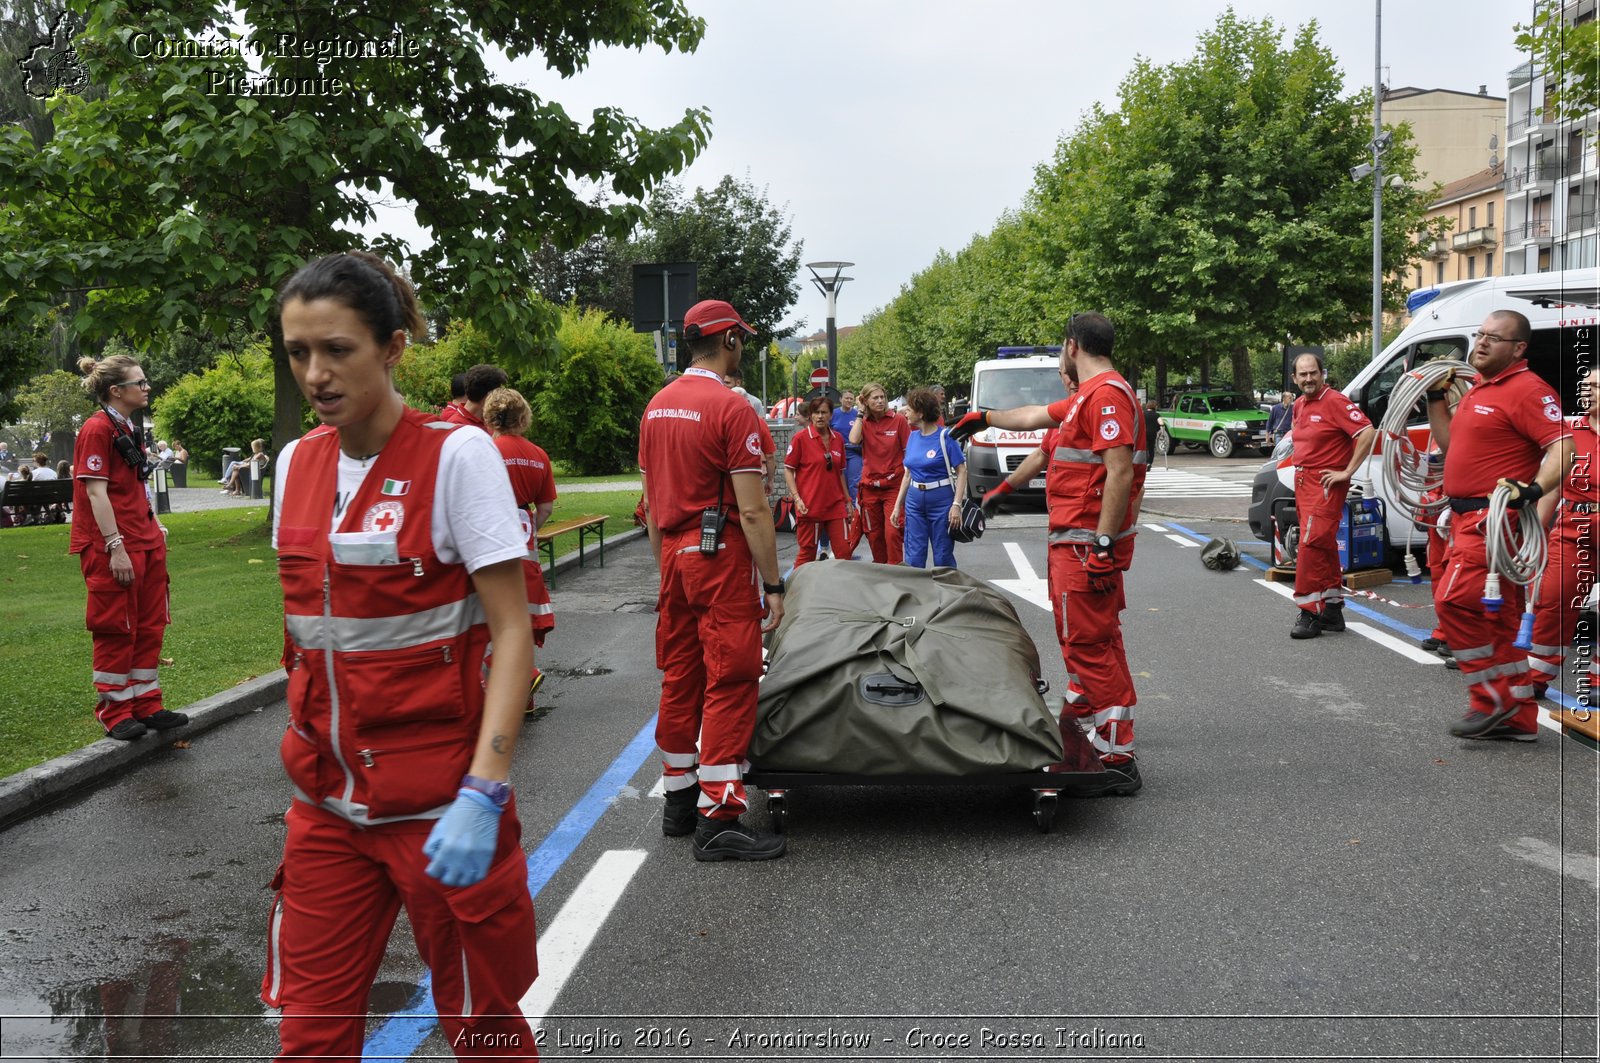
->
xmin=536 ymin=514 xmax=608 ymax=588
xmin=0 ymin=478 xmax=73 ymax=527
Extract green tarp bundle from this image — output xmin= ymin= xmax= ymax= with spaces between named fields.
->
xmin=751 ymin=560 xmax=1066 ymax=774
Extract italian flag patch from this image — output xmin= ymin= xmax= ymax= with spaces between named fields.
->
xmin=380 ymin=478 xmax=410 ymax=496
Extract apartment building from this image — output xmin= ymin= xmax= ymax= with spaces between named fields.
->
xmin=1415 ymin=164 xmax=1507 ymax=287
xmin=1383 ymin=85 xmax=1506 ymax=186
xmin=1504 ymin=0 xmax=1600 ymax=274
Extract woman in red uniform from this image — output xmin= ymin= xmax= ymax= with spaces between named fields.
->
xmin=483 ymin=386 xmax=557 ymax=714
xmin=71 ymin=354 xmax=188 ymax=740
xmin=846 ymin=382 xmax=909 ymax=563
xmin=783 ymin=394 xmax=853 ymax=567
xmin=263 ymin=251 xmax=539 ymax=1061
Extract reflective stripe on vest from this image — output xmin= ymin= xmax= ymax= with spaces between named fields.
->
xmin=1053 ymin=446 xmax=1150 ymax=465
xmin=285 ymin=595 xmax=487 ymax=652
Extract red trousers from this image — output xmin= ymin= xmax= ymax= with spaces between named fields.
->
xmin=1437 ymin=511 xmax=1537 ymax=733
xmin=522 ymin=557 xmax=555 ymax=648
xmin=654 ymin=528 xmax=764 ymax=819
xmin=849 ymin=484 xmax=903 ymax=564
xmin=794 ymin=517 xmax=848 ymax=566
xmin=1293 ymin=470 xmax=1348 ymax=614
xmin=263 ymin=802 xmax=538 ymax=1061
xmin=1048 ymin=542 xmax=1136 ymax=761
xmin=1427 ymin=510 xmax=1449 ymax=641
xmin=1527 ymin=513 xmax=1598 ymax=698
xmin=80 ymin=545 xmax=169 ymax=730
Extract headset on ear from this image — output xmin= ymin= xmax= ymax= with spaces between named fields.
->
xmin=723 ymin=331 xmax=738 ymax=351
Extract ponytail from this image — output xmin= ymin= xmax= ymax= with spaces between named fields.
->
xmin=79 ymin=354 xmax=141 ymax=404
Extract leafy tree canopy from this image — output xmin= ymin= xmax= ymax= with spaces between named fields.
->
xmin=1517 ymin=2 xmax=1599 ymax=127
xmin=0 ymin=0 xmax=712 ymax=449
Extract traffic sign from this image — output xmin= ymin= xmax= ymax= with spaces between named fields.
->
xmin=809 ymin=367 xmax=831 ymax=387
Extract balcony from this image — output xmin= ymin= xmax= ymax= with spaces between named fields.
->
xmin=1451 ymin=225 xmax=1498 ymax=251
xmin=1424 ymin=236 xmax=1451 ymax=261
xmin=1571 ymin=210 xmax=1598 ymax=232
xmin=1508 ymin=219 xmax=1556 ymax=245
xmin=1511 ymin=162 xmax=1570 ymax=192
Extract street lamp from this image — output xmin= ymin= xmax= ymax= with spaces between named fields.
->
xmin=805 ymin=260 xmax=854 ymax=390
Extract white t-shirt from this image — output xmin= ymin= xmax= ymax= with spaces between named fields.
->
xmin=29 ymin=466 xmax=57 ymax=481
xmin=272 ymin=426 xmax=525 ymax=574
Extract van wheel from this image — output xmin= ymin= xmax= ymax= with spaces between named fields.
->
xmin=1209 ymin=430 xmax=1235 ymax=459
xmin=1155 ymin=428 xmax=1172 ymax=456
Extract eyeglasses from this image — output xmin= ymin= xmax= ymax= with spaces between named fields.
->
xmin=1475 ymin=332 xmax=1521 ymax=347
xmin=115 ymin=378 xmax=151 ymax=389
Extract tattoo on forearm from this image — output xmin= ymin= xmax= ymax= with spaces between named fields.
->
xmin=491 ymin=734 xmax=507 ymax=755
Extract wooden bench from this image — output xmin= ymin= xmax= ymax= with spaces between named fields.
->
xmin=536 ymin=514 xmax=608 ymax=587
xmin=0 ymin=478 xmax=73 ymax=527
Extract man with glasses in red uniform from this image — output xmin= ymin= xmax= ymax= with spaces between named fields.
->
xmin=1430 ymin=309 xmax=1574 ymax=741
xmin=1287 ymin=352 xmax=1377 ymax=639
xmin=639 ymin=299 xmax=788 ymax=861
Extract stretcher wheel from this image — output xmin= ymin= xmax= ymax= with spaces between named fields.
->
xmin=1032 ymin=791 xmax=1059 ymax=834
xmin=767 ymin=791 xmax=787 ymax=834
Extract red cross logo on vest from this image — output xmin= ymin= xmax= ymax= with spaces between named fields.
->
xmin=363 ymin=500 xmax=406 ymax=535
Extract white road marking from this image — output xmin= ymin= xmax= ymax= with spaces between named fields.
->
xmin=520 ymin=849 xmax=648 ymax=1026
xmin=993 ymin=541 xmax=1051 ymax=612
xmin=1254 ymin=579 xmax=1295 ymax=600
xmin=1345 ymin=622 xmax=1445 ymax=664
xmin=647 ymin=777 xmax=665 ymax=798
xmin=1502 ymin=837 xmax=1600 ymax=889
xmin=1143 ymin=523 xmax=1167 ymax=532
xmin=1141 ymin=466 xmax=1254 ymax=497
xmin=1166 ymin=534 xmax=1199 ymax=548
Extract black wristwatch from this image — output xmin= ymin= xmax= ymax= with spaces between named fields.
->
xmin=1092 ymin=533 xmax=1114 ymax=555
xmin=762 ymin=579 xmax=786 ymax=596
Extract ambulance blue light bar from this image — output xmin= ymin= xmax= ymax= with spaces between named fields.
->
xmin=995 ymin=346 xmax=1062 ymax=358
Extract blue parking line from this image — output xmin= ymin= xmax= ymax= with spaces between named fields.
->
xmin=361 ymin=714 xmax=660 ymax=1060
xmin=1154 ymin=520 xmax=1434 ymax=642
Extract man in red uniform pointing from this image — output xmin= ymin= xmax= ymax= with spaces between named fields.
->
xmin=952 ymin=312 xmax=1148 ymax=794
xmin=1288 ymin=352 xmax=1377 ymax=639
xmin=1430 ymin=309 xmax=1574 ymax=741
xmin=639 ymin=299 xmax=788 ymax=861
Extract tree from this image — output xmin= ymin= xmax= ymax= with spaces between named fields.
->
xmin=150 ymin=345 xmax=275 ymax=475
xmin=1517 ymin=3 xmax=1600 ymax=127
xmin=524 ymin=307 xmax=660 ymax=475
xmin=0 ymin=1 xmax=712 ymax=457
xmin=15 ymin=368 xmax=90 ymax=454
xmin=636 ymin=174 xmax=804 ymax=361
xmin=1026 ymin=11 xmax=1440 ymax=396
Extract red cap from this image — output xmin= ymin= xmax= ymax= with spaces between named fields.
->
xmin=683 ymin=299 xmax=756 ymax=338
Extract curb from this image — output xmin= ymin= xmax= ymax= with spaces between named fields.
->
xmin=0 ymin=526 xmax=650 ymax=831
xmin=0 ymin=670 xmax=288 ymax=830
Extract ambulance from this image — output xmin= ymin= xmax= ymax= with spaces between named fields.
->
xmin=1247 ymin=268 xmax=1600 ymax=565
xmin=960 ymin=346 xmax=1069 ymax=500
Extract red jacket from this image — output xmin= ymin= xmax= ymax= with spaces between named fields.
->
xmin=276 ymin=408 xmax=489 ymax=825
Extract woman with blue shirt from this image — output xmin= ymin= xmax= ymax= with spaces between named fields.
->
xmin=889 ymin=386 xmax=967 ymax=569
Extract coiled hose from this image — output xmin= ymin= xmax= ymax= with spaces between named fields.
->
xmin=1377 ymin=358 xmax=1474 ymax=527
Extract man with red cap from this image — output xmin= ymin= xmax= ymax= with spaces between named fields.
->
xmin=638 ymin=299 xmax=787 ymax=861
xmin=1287 ymin=352 xmax=1377 ymax=639
xmin=952 ymin=312 xmax=1147 ymax=795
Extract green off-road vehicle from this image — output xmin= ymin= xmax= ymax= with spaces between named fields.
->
xmin=1155 ymin=390 xmax=1273 ymax=459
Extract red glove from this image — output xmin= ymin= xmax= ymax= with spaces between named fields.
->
xmin=980 ymin=480 xmax=1013 ymax=517
xmin=948 ymin=410 xmax=989 ymax=443
xmin=1085 ymin=548 xmax=1117 ymax=593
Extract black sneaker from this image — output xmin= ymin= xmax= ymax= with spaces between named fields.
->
xmin=1063 ymin=759 xmax=1142 ymax=797
xmin=692 ymin=815 xmax=786 ymax=861
xmin=1445 ymin=657 xmax=1460 ymax=671
xmin=1478 ymin=724 xmax=1538 ymax=743
xmin=1290 ymin=610 xmax=1322 ymax=639
xmin=1448 ymin=706 xmax=1519 ymax=739
xmin=107 ymin=718 xmax=147 ymax=741
xmin=1421 ymin=635 xmax=1445 ymax=652
xmin=140 ymin=709 xmax=189 ymax=731
xmin=1433 ymin=642 xmax=1454 ymax=659
xmin=1321 ymin=603 xmax=1346 ymax=632
xmin=662 ymin=786 xmax=699 ymax=837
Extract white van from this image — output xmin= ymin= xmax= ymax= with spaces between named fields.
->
xmin=1247 ymin=268 xmax=1600 ymax=564
xmin=961 ymin=347 xmax=1068 ymax=500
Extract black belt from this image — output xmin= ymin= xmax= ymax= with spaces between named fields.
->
xmin=1567 ymin=500 xmax=1596 ymax=514
xmin=1448 ymin=497 xmax=1490 ymax=514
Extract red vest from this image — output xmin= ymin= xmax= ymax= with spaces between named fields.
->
xmin=276 ymin=407 xmax=488 ymax=825
xmin=1046 ymin=372 xmax=1149 ymax=543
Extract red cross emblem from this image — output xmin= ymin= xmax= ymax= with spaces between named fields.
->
xmin=362 ymin=500 xmax=405 ymax=535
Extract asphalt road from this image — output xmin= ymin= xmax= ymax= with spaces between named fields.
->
xmin=1 ymin=454 xmax=1596 ymax=1062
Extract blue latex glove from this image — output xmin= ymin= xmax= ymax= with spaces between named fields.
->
xmin=423 ymin=787 xmax=504 ymax=887
xmin=1085 ymin=549 xmax=1117 ymax=594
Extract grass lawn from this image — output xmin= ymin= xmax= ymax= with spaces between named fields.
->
xmin=0 ymin=493 xmax=644 ymax=778
xmin=0 ymin=509 xmax=284 ymax=778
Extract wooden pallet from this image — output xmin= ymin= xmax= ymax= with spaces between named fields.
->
xmin=1263 ymin=566 xmax=1394 ymax=590
xmin=1549 ymin=706 xmax=1600 ymax=748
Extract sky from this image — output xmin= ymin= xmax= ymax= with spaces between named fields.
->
xmin=369 ymin=0 xmax=1533 ymax=336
